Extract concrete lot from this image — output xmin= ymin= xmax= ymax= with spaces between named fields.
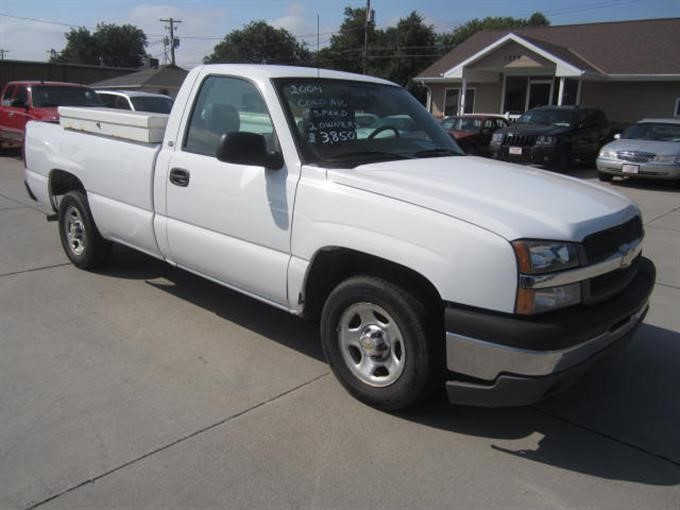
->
xmin=1 ymin=152 xmax=678 ymax=509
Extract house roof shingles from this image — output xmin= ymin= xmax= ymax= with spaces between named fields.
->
xmin=91 ymin=65 xmax=188 ymax=88
xmin=417 ymin=17 xmax=680 ymax=79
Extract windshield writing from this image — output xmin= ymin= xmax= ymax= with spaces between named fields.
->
xmin=275 ymin=78 xmax=462 ymax=167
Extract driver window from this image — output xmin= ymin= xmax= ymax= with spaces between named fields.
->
xmin=183 ymin=75 xmax=275 ymax=157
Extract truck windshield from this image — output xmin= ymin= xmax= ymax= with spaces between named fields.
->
xmin=131 ymin=96 xmax=174 ymax=114
xmin=32 ymin=86 xmax=103 ymax=108
xmin=517 ymin=109 xmax=574 ymax=127
xmin=274 ymin=78 xmax=462 ymax=168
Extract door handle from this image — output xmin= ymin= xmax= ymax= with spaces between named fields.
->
xmin=169 ymin=167 xmax=190 ymax=187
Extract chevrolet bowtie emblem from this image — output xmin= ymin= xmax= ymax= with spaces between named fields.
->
xmin=618 ymin=242 xmax=637 ymax=268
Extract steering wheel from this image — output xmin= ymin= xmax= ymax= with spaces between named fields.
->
xmin=367 ymin=125 xmax=401 ymax=139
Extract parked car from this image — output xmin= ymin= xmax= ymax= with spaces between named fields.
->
xmin=0 ymin=81 xmax=102 ymax=148
xmin=96 ymin=90 xmax=174 ymax=114
xmin=490 ymin=106 xmax=611 ymax=170
xmin=440 ymin=114 xmax=509 ymax=155
xmin=597 ymin=118 xmax=680 ymax=182
xmin=24 ymin=65 xmax=654 ymax=411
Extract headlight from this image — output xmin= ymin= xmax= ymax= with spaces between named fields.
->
xmin=599 ymin=148 xmax=617 ymax=160
xmin=516 ymin=283 xmax=582 ymax=314
xmin=652 ymin=154 xmax=680 ymax=165
xmin=536 ymin=135 xmax=556 ymax=145
xmin=491 ymin=132 xmax=504 ymax=143
xmin=512 ymin=240 xmax=582 ymax=314
xmin=512 ymin=240 xmax=580 ymax=274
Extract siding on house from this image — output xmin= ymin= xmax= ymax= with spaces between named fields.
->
xmin=580 ymin=81 xmax=680 ymax=128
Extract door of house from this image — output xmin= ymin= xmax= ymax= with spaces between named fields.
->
xmin=526 ymin=80 xmax=552 ymax=110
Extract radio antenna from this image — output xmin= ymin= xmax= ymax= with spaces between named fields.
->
xmin=316 ymin=13 xmax=320 ymax=78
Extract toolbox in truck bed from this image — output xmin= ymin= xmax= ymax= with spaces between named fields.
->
xmin=58 ymin=106 xmax=168 ymax=143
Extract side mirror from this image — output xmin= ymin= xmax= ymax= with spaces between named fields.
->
xmin=216 ymin=132 xmax=283 ymax=170
xmin=10 ymin=98 xmax=26 ymax=109
xmin=613 ymin=133 xmax=621 ymax=140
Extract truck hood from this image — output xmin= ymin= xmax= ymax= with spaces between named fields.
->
xmin=326 ymin=156 xmax=638 ymax=241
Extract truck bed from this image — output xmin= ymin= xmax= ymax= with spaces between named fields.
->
xmin=25 ymin=120 xmax=163 ymax=257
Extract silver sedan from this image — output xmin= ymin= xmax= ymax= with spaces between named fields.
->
xmin=597 ymin=118 xmax=680 ymax=182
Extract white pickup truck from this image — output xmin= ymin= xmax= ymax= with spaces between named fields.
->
xmin=24 ymin=64 xmax=655 ymax=410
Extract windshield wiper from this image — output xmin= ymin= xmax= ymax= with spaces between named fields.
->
xmin=412 ymin=148 xmax=461 ymax=158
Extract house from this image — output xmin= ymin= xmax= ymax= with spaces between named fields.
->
xmin=415 ymin=18 xmax=680 ymax=129
xmin=90 ymin=64 xmax=188 ymax=98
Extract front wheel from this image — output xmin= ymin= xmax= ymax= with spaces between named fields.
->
xmin=58 ymin=191 xmax=111 ymax=269
xmin=320 ymin=276 xmax=440 ymax=411
xmin=598 ymin=171 xmax=613 ymax=182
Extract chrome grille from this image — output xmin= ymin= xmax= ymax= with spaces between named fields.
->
xmin=617 ymin=151 xmax=655 ymax=163
xmin=581 ymin=216 xmax=644 ymax=305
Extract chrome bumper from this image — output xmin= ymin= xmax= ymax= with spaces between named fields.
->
xmin=446 ymin=304 xmax=647 ymax=382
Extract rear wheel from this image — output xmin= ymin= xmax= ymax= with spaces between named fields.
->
xmin=320 ymin=276 xmax=440 ymax=411
xmin=58 ymin=191 xmax=111 ymax=269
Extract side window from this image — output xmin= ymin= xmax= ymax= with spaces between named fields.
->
xmin=1 ymin=85 xmax=15 ymax=106
xmin=100 ymin=94 xmax=117 ymax=108
xmin=183 ymin=75 xmax=275 ymax=157
xmin=483 ymin=119 xmax=494 ymax=128
xmin=496 ymin=119 xmax=507 ymax=129
xmin=114 ymin=96 xmax=131 ymax=110
xmin=14 ymin=85 xmax=28 ymax=106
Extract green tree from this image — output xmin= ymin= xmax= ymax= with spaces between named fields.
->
xmin=204 ymin=21 xmax=311 ymax=65
xmin=438 ymin=12 xmax=549 ymax=48
xmin=317 ymin=7 xmax=378 ymax=74
xmin=53 ymin=23 xmax=148 ymax=67
xmin=376 ymin=12 xmax=437 ymax=87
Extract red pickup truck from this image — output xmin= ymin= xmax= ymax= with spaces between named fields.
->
xmin=0 ymin=81 xmax=102 ymax=148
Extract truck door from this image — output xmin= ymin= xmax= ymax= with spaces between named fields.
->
xmin=162 ymin=75 xmax=294 ymax=307
xmin=8 ymin=85 xmax=31 ymax=141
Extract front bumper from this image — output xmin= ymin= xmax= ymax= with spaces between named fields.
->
xmin=444 ymin=257 xmax=655 ymax=407
xmin=597 ymin=158 xmax=680 ymax=180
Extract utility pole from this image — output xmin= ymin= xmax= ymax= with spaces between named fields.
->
xmin=160 ymin=18 xmax=182 ymax=66
xmin=0 ymin=49 xmax=9 ymax=60
xmin=362 ymin=0 xmax=371 ymax=74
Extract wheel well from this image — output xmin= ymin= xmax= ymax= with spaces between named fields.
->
xmin=49 ymin=170 xmax=85 ymax=211
xmin=302 ymin=248 xmax=443 ymax=322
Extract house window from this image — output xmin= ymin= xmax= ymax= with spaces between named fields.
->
xmin=444 ymin=88 xmax=476 ymax=116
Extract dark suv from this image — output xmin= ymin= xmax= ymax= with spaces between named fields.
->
xmin=490 ymin=106 xmax=611 ymax=170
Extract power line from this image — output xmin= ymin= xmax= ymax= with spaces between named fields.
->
xmin=160 ymin=17 xmax=182 ymax=66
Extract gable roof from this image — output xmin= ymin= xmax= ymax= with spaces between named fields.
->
xmin=417 ymin=17 xmax=680 ymax=79
xmin=91 ymin=65 xmax=188 ymax=89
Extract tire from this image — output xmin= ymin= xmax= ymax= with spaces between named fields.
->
xmin=58 ymin=191 xmax=111 ymax=269
xmin=320 ymin=276 xmax=441 ymax=411
xmin=550 ymin=147 xmax=570 ymax=172
xmin=598 ymin=171 xmax=613 ymax=182
xmin=466 ymin=144 xmax=479 ymax=156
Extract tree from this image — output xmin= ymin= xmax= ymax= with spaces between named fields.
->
xmin=204 ymin=21 xmax=311 ymax=65
xmin=438 ymin=12 xmax=550 ymax=49
xmin=375 ymin=12 xmax=437 ymax=87
xmin=318 ymin=7 xmax=378 ymax=74
xmin=53 ymin=23 xmax=148 ymax=67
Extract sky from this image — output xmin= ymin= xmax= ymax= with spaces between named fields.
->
xmin=0 ymin=0 xmax=678 ymax=68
